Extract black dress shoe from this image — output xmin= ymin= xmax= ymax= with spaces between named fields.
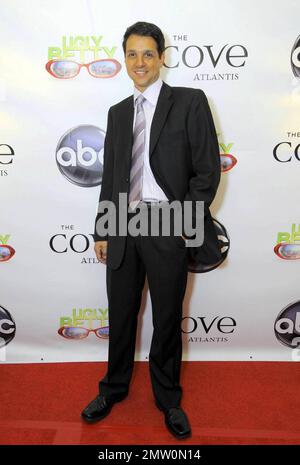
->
xmin=164 ymin=407 xmax=191 ymax=439
xmin=81 ymin=394 xmax=126 ymax=423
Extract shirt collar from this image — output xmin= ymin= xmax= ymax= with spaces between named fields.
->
xmin=133 ymin=78 xmax=163 ymax=107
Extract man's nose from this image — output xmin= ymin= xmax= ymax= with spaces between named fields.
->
xmin=136 ymin=55 xmax=145 ymax=67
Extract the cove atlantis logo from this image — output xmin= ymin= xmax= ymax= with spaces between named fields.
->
xmin=291 ymin=35 xmax=300 ymax=79
xmin=0 ymin=143 xmax=15 ymax=177
xmin=164 ymin=35 xmax=248 ymax=81
xmin=274 ymin=224 xmax=300 ymax=260
xmin=49 ymin=225 xmax=98 ymax=264
xmin=273 ymin=131 xmax=300 ymax=162
xmin=46 ymin=36 xmax=121 ymax=79
xmin=182 ymin=315 xmax=237 ymax=343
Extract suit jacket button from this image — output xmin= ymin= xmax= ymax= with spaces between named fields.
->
xmin=126 ymin=178 xmax=129 ymax=182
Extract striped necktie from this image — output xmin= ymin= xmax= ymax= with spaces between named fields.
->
xmin=128 ymin=94 xmax=146 ymax=210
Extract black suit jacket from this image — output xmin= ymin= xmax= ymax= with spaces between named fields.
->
xmin=94 ymin=81 xmax=222 ymax=270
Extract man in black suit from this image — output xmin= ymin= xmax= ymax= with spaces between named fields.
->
xmin=81 ymin=22 xmax=221 ymax=440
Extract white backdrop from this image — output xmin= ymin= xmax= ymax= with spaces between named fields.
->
xmin=0 ymin=0 xmax=300 ymax=363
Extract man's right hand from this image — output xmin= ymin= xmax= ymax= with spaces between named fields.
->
xmin=94 ymin=241 xmax=108 ymax=264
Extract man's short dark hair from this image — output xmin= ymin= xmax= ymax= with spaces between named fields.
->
xmin=122 ymin=21 xmax=165 ymax=57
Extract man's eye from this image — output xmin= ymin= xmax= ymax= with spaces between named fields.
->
xmin=145 ymin=53 xmax=153 ymax=57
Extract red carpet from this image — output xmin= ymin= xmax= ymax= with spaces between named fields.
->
xmin=0 ymin=361 xmax=299 ymax=445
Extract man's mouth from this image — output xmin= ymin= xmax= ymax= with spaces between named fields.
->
xmin=134 ymin=70 xmax=147 ymax=75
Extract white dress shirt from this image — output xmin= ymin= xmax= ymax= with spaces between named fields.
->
xmin=133 ymin=78 xmax=169 ymax=202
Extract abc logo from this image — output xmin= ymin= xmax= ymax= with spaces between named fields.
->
xmin=274 ymin=301 xmax=300 ymax=348
xmin=56 ymin=125 xmax=105 ymax=187
xmin=291 ymin=35 xmax=300 ymax=78
xmin=0 ymin=305 xmax=16 ymax=347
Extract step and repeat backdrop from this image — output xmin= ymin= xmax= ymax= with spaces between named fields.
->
xmin=0 ymin=0 xmax=299 ymax=363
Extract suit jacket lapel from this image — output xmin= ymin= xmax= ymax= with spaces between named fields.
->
xmin=119 ymin=96 xmax=134 ymax=172
xmin=149 ymin=81 xmax=174 ymax=159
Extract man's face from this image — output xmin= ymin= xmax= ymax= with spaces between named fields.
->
xmin=124 ymin=34 xmax=165 ymax=92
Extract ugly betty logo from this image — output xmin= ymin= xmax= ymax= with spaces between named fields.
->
xmin=58 ymin=307 xmax=109 ymax=341
xmin=274 ymin=224 xmax=300 ymax=260
xmin=45 ymin=35 xmax=121 ymax=79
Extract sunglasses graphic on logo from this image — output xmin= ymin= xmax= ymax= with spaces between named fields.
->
xmin=46 ymin=59 xmax=121 ymax=79
xmin=0 ymin=245 xmax=15 ymax=262
xmin=58 ymin=325 xmax=109 ymax=339
xmin=220 ymin=154 xmax=237 ymax=172
xmin=274 ymin=242 xmax=300 ymax=260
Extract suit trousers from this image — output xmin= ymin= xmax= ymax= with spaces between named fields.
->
xmin=99 ymin=204 xmax=189 ymax=410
